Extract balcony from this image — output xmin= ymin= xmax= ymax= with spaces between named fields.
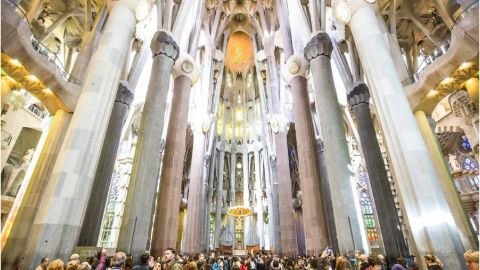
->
xmin=405 ymin=2 xmax=479 ymax=108
xmin=1 ymin=0 xmax=82 ymax=110
xmin=1 ymin=129 xmax=13 ymax=149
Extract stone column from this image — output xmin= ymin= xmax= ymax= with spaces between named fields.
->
xmin=117 ymin=31 xmax=179 ymax=256
xmin=150 ymin=55 xmax=198 ymax=257
xmin=215 ymin=143 xmax=226 ymax=249
xmin=214 ymin=102 xmax=228 ymax=249
xmin=415 ymin=110 xmax=478 ymax=250
xmin=304 ymin=32 xmax=363 ymax=254
xmin=347 ymin=83 xmax=407 ymax=258
xmin=77 ymin=81 xmax=134 ymax=246
xmin=253 ymin=147 xmax=265 ymax=248
xmin=257 ymin=53 xmax=296 ymax=256
xmin=285 ymin=55 xmax=329 ymax=255
xmin=1 ymin=110 xmax=71 ymax=269
xmin=315 ymin=138 xmax=338 ymax=252
xmin=334 ymin=0 xmax=466 ymax=267
xmin=22 ymin=2 xmax=137 ymax=266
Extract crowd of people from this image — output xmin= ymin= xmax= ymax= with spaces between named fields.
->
xmin=33 ymin=248 xmax=479 ymax=270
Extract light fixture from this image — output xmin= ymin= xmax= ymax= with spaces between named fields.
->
xmin=363 ymin=0 xmax=376 ymax=3
xmin=459 ymin=62 xmax=471 ymax=70
xmin=44 ymin=88 xmax=53 ymax=95
xmin=427 ymin=89 xmax=438 ymax=97
xmin=10 ymin=59 xmax=20 ymax=66
xmin=135 ymin=0 xmax=152 ymax=21
xmin=333 ymin=0 xmax=351 ymax=24
xmin=27 ymin=75 xmax=38 ymax=81
xmin=441 ymin=77 xmax=454 ymax=85
xmin=237 ymin=162 xmax=242 ymax=169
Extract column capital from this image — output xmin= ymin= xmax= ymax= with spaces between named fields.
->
xmin=283 ymin=54 xmax=309 ymax=85
xmin=304 ymin=32 xmax=333 ymax=61
xmin=151 ymin=30 xmax=179 ymax=62
xmin=347 ymin=82 xmax=370 ymax=107
xmin=115 ymin=81 xmax=134 ymax=105
xmin=107 ymin=0 xmax=152 ymax=22
xmin=173 ymin=54 xmax=200 ymax=83
xmin=331 ymin=0 xmax=377 ymax=25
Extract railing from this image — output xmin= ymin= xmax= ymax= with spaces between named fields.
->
xmin=27 ymin=104 xmax=47 ymax=119
xmin=1 ymin=129 xmax=13 ymax=147
xmin=4 ymin=0 xmax=83 ymax=85
xmin=401 ymin=1 xmax=478 ymax=86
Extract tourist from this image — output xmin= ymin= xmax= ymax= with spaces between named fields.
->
xmin=35 ymin=257 xmax=50 ymax=270
xmin=423 ymin=255 xmax=443 ymax=270
xmin=47 ymin=259 xmax=65 ymax=270
xmin=163 ymin=248 xmax=183 ymax=270
xmin=335 ymin=256 xmax=352 ymax=270
xmin=390 ymin=257 xmax=406 ymax=270
xmin=111 ymin=252 xmax=127 ymax=270
xmin=464 ymin=250 xmax=479 ymax=270
xmin=133 ymin=253 xmax=152 ymax=270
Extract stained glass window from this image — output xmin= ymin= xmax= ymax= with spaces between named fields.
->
xmin=360 ymin=192 xmax=373 ymax=214
xmin=466 ymin=176 xmax=479 ymax=191
xmin=359 ymin=192 xmax=378 ymax=241
xmin=367 ymin=228 xmax=378 ymax=241
xmin=357 ymin=171 xmax=368 ymax=188
xmin=463 ymin=157 xmax=477 ymax=170
xmin=461 ymin=136 xmax=472 ymax=151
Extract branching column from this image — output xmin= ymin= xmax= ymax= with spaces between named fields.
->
xmin=150 ymin=55 xmax=198 ymax=257
xmin=22 ymin=2 xmax=137 ymax=266
xmin=334 ymin=0 xmax=467 ymax=267
xmin=78 ymin=81 xmax=134 ymax=246
xmin=117 ymin=31 xmax=179 ymax=257
xmin=415 ymin=110 xmax=478 ymax=250
xmin=347 ymin=83 xmax=407 ymax=258
xmin=1 ymin=110 xmax=71 ymax=269
xmin=284 ymin=55 xmax=329 ymax=255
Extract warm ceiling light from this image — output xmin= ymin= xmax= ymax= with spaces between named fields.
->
xmin=28 ymin=75 xmax=38 ymax=81
xmin=236 ymin=163 xmax=242 ymax=169
xmin=441 ymin=77 xmax=454 ymax=84
xmin=44 ymin=88 xmax=53 ymax=95
xmin=460 ymin=62 xmax=471 ymax=69
xmin=364 ymin=0 xmax=376 ymax=3
xmin=427 ymin=89 xmax=438 ymax=97
xmin=10 ymin=59 xmax=21 ymax=65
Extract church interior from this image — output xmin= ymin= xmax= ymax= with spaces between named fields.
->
xmin=1 ymin=0 xmax=479 ymax=269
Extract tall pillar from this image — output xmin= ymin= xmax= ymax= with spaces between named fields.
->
xmin=415 ymin=110 xmax=478 ymax=250
xmin=150 ymin=55 xmax=198 ymax=257
xmin=315 ymin=138 xmax=338 ymax=252
xmin=304 ymin=32 xmax=364 ymax=254
xmin=257 ymin=51 xmax=296 ymax=256
xmin=347 ymin=83 xmax=407 ymax=258
xmin=284 ymin=55 xmax=329 ymax=255
xmin=229 ymin=97 xmax=237 ymax=237
xmin=253 ymin=147 xmax=265 ymax=248
xmin=1 ymin=110 xmax=71 ymax=269
xmin=22 ymin=2 xmax=138 ymax=266
xmin=215 ymin=102 xmax=227 ymax=249
xmin=117 ymin=31 xmax=179 ymax=257
xmin=77 ymin=82 xmax=134 ymax=246
xmin=215 ymin=143 xmax=226 ymax=249
xmin=333 ymin=0 xmax=466 ymax=267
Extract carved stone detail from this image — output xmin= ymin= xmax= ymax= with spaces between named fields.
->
xmin=283 ymin=54 xmax=309 ymax=85
xmin=347 ymin=82 xmax=371 ymax=107
xmin=150 ymin=30 xmax=179 ymax=61
xmin=304 ymin=32 xmax=333 ymax=61
xmin=173 ymin=54 xmax=200 ymax=83
xmin=115 ymin=81 xmax=134 ymax=105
